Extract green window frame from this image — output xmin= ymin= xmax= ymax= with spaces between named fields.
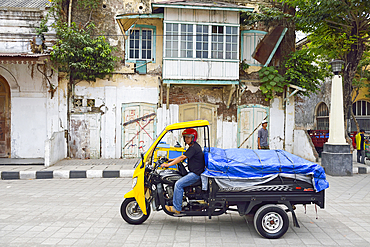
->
xmin=126 ymin=25 xmax=156 ymax=63
xmin=240 ymin=30 xmax=267 ymax=66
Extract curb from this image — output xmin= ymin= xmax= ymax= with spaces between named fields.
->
xmin=0 ymin=170 xmax=134 ymax=180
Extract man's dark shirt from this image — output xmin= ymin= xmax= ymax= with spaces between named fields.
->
xmin=361 ymin=133 xmax=365 ymax=151
xmin=184 ymin=142 xmax=205 ymax=175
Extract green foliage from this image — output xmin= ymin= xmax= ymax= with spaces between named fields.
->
xmin=284 ymin=49 xmax=330 ymax=96
xmin=259 ymin=49 xmax=330 ymax=101
xmin=240 ymin=61 xmax=249 ymax=71
xmin=51 ymin=22 xmax=117 ymax=83
xmin=36 ymin=15 xmax=49 ymax=36
xmin=241 ymin=5 xmax=291 ymax=27
xmin=259 ymin=66 xmax=285 ymax=101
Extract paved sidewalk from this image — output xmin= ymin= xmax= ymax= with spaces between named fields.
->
xmin=0 ymin=157 xmax=369 ymax=180
xmin=1 ymin=175 xmax=370 ymax=246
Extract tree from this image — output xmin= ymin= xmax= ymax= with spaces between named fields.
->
xmin=46 ymin=0 xmax=117 ymax=156
xmin=51 ymin=22 xmax=116 ymax=85
xmin=48 ymin=0 xmax=116 ymax=84
xmin=243 ymin=0 xmax=370 ymax=133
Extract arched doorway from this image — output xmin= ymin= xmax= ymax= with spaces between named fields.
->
xmin=0 ymin=75 xmax=10 ymax=157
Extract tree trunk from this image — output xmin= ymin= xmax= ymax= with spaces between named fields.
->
xmin=342 ymin=25 xmax=365 ymax=136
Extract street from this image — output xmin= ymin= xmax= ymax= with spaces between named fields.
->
xmin=1 ymin=175 xmax=370 ymax=246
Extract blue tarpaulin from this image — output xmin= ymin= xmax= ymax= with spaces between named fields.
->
xmin=202 ymin=147 xmax=329 ymax=192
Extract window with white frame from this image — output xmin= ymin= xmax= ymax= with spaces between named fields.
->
xmin=127 ymin=26 xmax=155 ymax=61
xmin=241 ymin=30 xmax=267 ymax=65
xmin=165 ymin=23 xmax=178 ymax=58
xmin=211 ymin=25 xmax=224 ymax=59
xmin=353 ymin=100 xmax=370 ymax=116
xmin=226 ymin=26 xmax=238 ymax=59
xmin=196 ymin=25 xmax=208 ymax=59
xmin=164 ymin=22 xmax=239 ymax=60
xmin=181 ymin=24 xmax=193 ymax=58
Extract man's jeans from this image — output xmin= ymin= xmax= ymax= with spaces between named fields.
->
xmin=173 ymin=172 xmax=200 ymax=212
xmin=357 ymin=150 xmax=365 ymax=164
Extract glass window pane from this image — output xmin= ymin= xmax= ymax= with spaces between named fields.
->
xmin=362 ymin=101 xmax=366 ymax=115
xmin=166 ymin=23 xmax=172 ymax=31
xmin=196 ymin=51 xmax=201 ymax=58
xmin=226 ymin=26 xmax=231 ymax=34
xmin=203 ymin=51 xmax=208 ymax=58
xmin=367 ymin=102 xmax=370 ymax=115
xmin=226 ymin=52 xmax=231 ymax=59
xmin=173 ymin=24 xmax=178 ymax=31
xmin=135 ymin=50 xmax=139 ymax=58
xmin=232 ymin=53 xmax=237 ymax=59
xmin=226 ymin=44 xmax=231 ymax=51
xmin=352 ymin=103 xmax=357 ymax=115
xmin=218 ymin=26 xmax=223 ymax=33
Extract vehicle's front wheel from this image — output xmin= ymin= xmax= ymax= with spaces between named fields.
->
xmin=253 ymin=204 xmax=289 ymax=239
xmin=120 ymin=198 xmax=151 ymax=224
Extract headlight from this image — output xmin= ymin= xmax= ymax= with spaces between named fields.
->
xmin=132 ymin=177 xmax=138 ymax=189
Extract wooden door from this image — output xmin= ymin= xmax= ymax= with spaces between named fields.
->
xmin=0 ymin=76 xmax=10 ymax=157
xmin=121 ymin=103 xmax=156 ymax=158
xmin=179 ymin=103 xmax=217 ymax=147
xmin=238 ymin=105 xmax=268 ymax=149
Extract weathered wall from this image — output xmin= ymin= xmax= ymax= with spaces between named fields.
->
xmin=44 ymin=131 xmax=66 ymax=167
xmin=1 ymin=63 xmax=63 ymax=159
xmin=69 ymin=73 xmax=159 ymax=159
xmin=0 ymin=8 xmax=55 ymax=53
xmin=293 ymin=130 xmax=318 ymax=162
xmin=295 ymin=78 xmax=331 ymax=130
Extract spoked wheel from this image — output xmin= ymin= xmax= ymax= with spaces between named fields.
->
xmin=253 ymin=204 xmax=289 ymax=239
xmin=120 ymin=198 xmax=151 ymax=225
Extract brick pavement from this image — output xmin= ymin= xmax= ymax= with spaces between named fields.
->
xmin=1 ymin=175 xmax=370 ymax=246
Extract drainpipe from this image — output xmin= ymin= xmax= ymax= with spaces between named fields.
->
xmin=68 ymin=0 xmax=72 ymax=27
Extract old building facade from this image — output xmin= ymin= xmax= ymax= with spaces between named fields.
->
xmin=1 ymin=0 xmax=306 ymax=164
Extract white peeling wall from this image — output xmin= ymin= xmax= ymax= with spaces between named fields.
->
xmin=285 ymin=96 xmax=295 ymax=153
xmin=11 ymin=97 xmax=47 ymax=158
xmin=73 ymin=77 xmax=159 ymax=159
xmin=3 ymin=64 xmax=63 ymax=159
xmin=269 ymin=97 xmax=284 ymax=150
xmin=216 ymin=118 xmax=237 ymax=149
xmin=293 ymin=130 xmax=317 ymax=162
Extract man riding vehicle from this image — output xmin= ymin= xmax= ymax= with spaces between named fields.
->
xmin=160 ymin=128 xmax=205 ymax=214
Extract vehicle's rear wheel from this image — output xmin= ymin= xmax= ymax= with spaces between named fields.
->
xmin=120 ymin=198 xmax=150 ymax=225
xmin=253 ymin=204 xmax=289 ymax=239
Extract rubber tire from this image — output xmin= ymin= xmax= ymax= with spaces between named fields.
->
xmin=253 ymin=204 xmax=289 ymax=239
xmin=120 ymin=198 xmax=151 ymax=225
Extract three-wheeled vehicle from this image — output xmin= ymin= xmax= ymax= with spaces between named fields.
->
xmin=120 ymin=120 xmax=328 ymax=239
